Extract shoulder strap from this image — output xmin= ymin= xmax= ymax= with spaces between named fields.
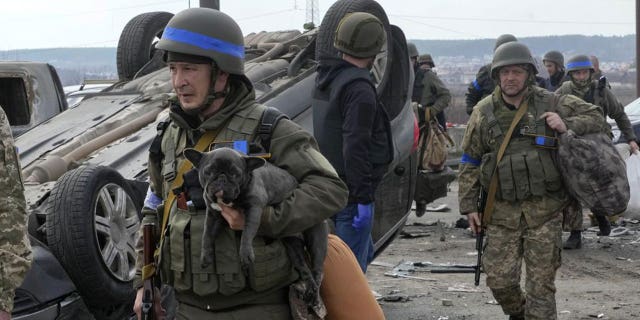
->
xmin=257 ymin=106 xmax=288 ymax=152
xmin=153 ymin=128 xmax=222 ymax=265
xmin=482 ymin=99 xmax=530 ymax=226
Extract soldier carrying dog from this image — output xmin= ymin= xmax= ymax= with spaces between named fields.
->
xmin=131 ymin=8 xmax=357 ymax=320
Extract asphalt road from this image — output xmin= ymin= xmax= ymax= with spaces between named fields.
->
xmin=366 ymin=179 xmax=640 ymax=320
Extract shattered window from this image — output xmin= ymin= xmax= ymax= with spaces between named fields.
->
xmin=0 ymin=77 xmax=30 ymax=126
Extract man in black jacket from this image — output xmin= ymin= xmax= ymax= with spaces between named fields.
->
xmin=312 ymin=12 xmax=392 ymax=273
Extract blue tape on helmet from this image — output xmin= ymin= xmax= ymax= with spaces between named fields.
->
xmin=567 ymin=60 xmax=592 ymax=69
xmin=163 ymin=26 xmax=244 ymax=59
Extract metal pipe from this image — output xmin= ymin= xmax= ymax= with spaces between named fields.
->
xmin=200 ymin=0 xmax=220 ymax=10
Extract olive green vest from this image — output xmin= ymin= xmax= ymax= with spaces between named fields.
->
xmin=476 ymin=90 xmax=563 ymax=202
xmin=156 ymin=103 xmax=296 ymax=310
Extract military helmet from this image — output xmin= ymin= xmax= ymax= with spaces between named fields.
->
xmin=491 ymin=42 xmax=538 ymax=77
xmin=566 ymin=54 xmax=594 ymax=73
xmin=543 ymin=50 xmax=564 ymax=68
xmin=157 ymin=8 xmax=245 ymax=75
xmin=334 ymin=12 xmax=386 ymax=58
xmin=407 ymin=42 xmax=419 ymax=58
xmin=418 ymin=54 xmax=435 ymax=67
xmin=493 ymin=34 xmax=518 ymax=52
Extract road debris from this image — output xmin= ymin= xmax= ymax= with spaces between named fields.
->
xmin=447 ymin=284 xmax=481 ymax=293
xmin=438 ymin=219 xmax=446 ymax=241
xmin=588 ymin=313 xmax=605 ymax=318
xmin=442 ymin=299 xmax=453 ymax=306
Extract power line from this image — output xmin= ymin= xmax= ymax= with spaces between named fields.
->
xmin=390 ymin=14 xmax=633 ymax=26
xmin=236 ymin=8 xmax=301 ymax=21
xmin=3 ymin=0 xmax=185 ymax=22
xmin=395 ymin=16 xmax=482 ymax=38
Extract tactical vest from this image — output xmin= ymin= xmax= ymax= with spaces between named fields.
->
xmin=153 ymin=102 xmax=296 ymax=309
xmin=312 ymin=67 xmax=393 ymax=177
xmin=476 ymin=89 xmax=563 ymax=202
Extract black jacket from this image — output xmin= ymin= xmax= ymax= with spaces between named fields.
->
xmin=313 ymin=57 xmax=392 ymax=204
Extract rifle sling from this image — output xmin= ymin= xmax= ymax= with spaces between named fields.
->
xmin=482 ymin=99 xmax=529 ymax=226
xmin=142 ymin=128 xmax=220 ymax=280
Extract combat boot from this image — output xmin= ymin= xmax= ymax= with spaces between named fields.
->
xmin=595 ymin=214 xmax=611 ymax=236
xmin=563 ymin=230 xmax=582 ymax=249
xmin=415 ymin=201 xmax=427 ymax=217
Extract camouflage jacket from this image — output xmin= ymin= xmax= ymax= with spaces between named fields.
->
xmin=0 ymin=108 xmax=32 ymax=312
xmin=420 ymin=69 xmax=451 ymax=116
xmin=458 ymin=86 xmax=605 ymax=228
xmin=133 ymin=78 xmax=347 ymax=309
xmin=556 ymin=80 xmax=637 ymax=143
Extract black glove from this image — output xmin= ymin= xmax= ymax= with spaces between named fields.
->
xmin=182 ymin=169 xmax=206 ymax=209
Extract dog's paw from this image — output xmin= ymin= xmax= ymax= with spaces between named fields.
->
xmin=200 ymin=254 xmax=214 ymax=269
xmin=239 ymin=246 xmax=255 ymax=268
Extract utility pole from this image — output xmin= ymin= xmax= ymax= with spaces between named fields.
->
xmin=636 ymin=0 xmax=639 ymax=96
xmin=306 ymin=0 xmax=319 ymax=29
xmin=200 ymin=0 xmax=220 ymax=10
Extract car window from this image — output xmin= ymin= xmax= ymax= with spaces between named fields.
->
xmin=624 ymin=98 xmax=640 ymax=116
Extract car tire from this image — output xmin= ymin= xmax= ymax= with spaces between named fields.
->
xmin=315 ymin=0 xmax=392 ymax=89
xmin=116 ymin=11 xmax=173 ymax=81
xmin=46 ymin=165 xmax=141 ymax=307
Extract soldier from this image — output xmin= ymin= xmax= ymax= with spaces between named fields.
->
xmin=459 ymin=42 xmax=605 ymax=319
xmin=465 ymin=34 xmax=517 ymax=115
xmin=408 ymin=42 xmax=425 ymax=104
xmin=132 ymin=8 xmax=349 ymax=319
xmin=418 ymin=53 xmax=450 ymax=131
xmin=542 ymin=50 xmax=568 ymax=91
xmin=590 ymin=55 xmax=604 ymax=82
xmin=313 ymin=12 xmax=393 ymax=273
xmin=412 ymin=53 xmax=452 ymax=217
xmin=0 ymin=106 xmax=32 ymax=320
xmin=556 ymin=54 xmax=638 ymax=248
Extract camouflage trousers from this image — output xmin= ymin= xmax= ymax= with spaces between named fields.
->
xmin=562 ymin=198 xmax=584 ymax=232
xmin=484 ymin=213 xmax=562 ymax=320
xmin=176 ymin=302 xmax=291 ymax=320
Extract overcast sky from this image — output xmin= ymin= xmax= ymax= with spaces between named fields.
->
xmin=1 ymin=0 xmax=635 ymax=50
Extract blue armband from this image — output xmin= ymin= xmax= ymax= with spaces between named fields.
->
xmin=460 ymin=153 xmax=481 ymax=166
xmin=143 ymin=187 xmax=162 ymax=210
xmin=472 ymin=79 xmax=481 ymax=91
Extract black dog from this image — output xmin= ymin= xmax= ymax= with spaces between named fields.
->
xmin=183 ymin=147 xmax=328 ymax=288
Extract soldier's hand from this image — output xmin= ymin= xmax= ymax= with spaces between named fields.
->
xmin=466 ymin=212 xmax=481 ymax=235
xmin=134 ymin=287 xmax=166 ymax=320
xmin=540 ymin=112 xmax=567 ymax=133
xmin=629 ymin=140 xmax=639 ymax=155
xmin=219 ymin=202 xmax=245 ymax=230
xmin=0 ymin=310 xmax=10 ymax=320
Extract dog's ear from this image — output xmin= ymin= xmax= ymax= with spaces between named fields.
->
xmin=245 ymin=156 xmax=266 ymax=172
xmin=183 ymin=148 xmax=204 ymax=167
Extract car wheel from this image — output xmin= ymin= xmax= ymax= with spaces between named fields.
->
xmin=315 ymin=0 xmax=392 ymax=90
xmin=46 ymin=165 xmax=140 ymax=307
xmin=116 ymin=11 xmax=173 ymax=81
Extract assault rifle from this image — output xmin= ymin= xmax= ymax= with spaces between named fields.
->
xmin=141 ymin=223 xmax=156 ymax=320
xmin=475 ymin=189 xmax=488 ymax=286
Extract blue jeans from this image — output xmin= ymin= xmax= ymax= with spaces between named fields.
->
xmin=332 ymin=204 xmax=374 ymax=273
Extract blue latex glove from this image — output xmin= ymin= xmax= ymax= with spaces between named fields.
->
xmin=352 ymin=203 xmax=373 ymax=230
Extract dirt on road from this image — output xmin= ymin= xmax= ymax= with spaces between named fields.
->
xmin=366 ymin=180 xmax=640 ymax=320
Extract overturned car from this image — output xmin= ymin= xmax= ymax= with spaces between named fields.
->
xmin=6 ymin=1 xmax=450 ymax=319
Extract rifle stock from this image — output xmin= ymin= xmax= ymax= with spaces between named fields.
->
xmin=141 ymin=223 xmax=156 ymax=320
xmin=474 ymin=189 xmax=487 ymax=286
